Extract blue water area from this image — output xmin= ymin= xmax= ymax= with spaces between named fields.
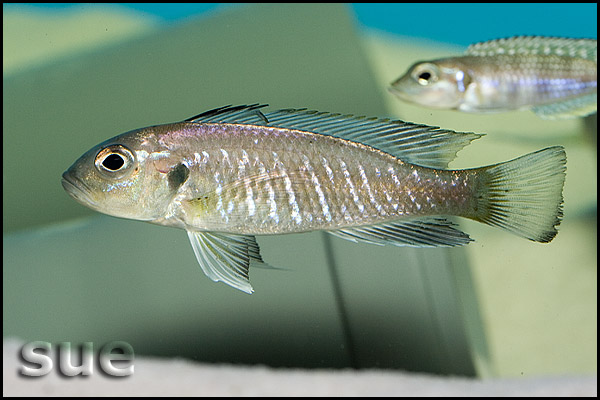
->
xmin=9 ymin=3 xmax=597 ymax=45
xmin=351 ymin=3 xmax=597 ymax=44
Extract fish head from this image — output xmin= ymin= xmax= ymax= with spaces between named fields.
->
xmin=389 ymin=59 xmax=471 ymax=109
xmin=62 ymin=127 xmax=179 ymax=221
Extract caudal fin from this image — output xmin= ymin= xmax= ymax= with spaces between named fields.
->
xmin=471 ymin=146 xmax=566 ymax=243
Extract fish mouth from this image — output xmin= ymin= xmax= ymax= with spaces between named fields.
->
xmin=388 ymin=84 xmax=412 ymax=100
xmin=388 ymin=85 xmax=400 ymax=95
xmin=61 ymin=172 xmax=97 ymax=208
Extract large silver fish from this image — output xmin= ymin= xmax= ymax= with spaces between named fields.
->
xmin=62 ymin=104 xmax=566 ymax=293
xmin=390 ymin=36 xmax=597 ymax=119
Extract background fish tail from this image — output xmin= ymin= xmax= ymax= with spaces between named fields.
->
xmin=470 ymin=147 xmax=567 ymax=243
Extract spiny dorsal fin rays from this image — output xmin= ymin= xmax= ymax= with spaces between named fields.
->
xmin=262 ymin=108 xmax=483 ymax=169
xmin=184 ymin=104 xmax=483 ymax=169
xmin=184 ymin=104 xmax=269 ymax=124
xmin=466 ymin=36 xmax=597 ymax=62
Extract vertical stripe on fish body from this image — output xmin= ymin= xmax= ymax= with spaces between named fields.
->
xmin=390 ymin=36 xmax=597 ymax=119
xmin=452 ymin=53 xmax=595 ymax=111
xmin=157 ymin=122 xmax=477 ymax=234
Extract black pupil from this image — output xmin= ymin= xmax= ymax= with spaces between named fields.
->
xmin=419 ymin=72 xmax=431 ymax=81
xmin=102 ymin=153 xmax=125 ymax=171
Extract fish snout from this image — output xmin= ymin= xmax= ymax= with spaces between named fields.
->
xmin=61 ymin=171 xmax=95 ymax=207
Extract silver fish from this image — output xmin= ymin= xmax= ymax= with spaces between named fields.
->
xmin=62 ymin=104 xmax=566 ymax=293
xmin=390 ymin=36 xmax=597 ymax=119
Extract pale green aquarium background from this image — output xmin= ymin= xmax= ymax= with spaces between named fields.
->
xmin=3 ymin=3 xmax=596 ymax=378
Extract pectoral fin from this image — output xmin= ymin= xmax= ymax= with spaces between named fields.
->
xmin=186 ymin=231 xmax=266 ymax=294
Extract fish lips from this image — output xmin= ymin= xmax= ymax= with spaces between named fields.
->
xmin=388 ymin=82 xmax=415 ymax=102
xmin=61 ymin=171 xmax=97 ymax=209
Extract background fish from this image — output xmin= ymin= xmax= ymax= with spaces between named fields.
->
xmin=389 ymin=36 xmax=597 ymax=119
xmin=62 ymin=104 xmax=566 ymax=293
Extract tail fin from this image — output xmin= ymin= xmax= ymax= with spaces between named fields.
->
xmin=471 ymin=146 xmax=566 ymax=243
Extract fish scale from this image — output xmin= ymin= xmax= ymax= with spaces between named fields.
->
xmin=163 ymin=123 xmax=475 ymax=234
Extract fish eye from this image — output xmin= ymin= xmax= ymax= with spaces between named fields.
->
xmin=412 ymin=64 xmax=438 ymax=86
xmin=102 ymin=153 xmax=125 ymax=171
xmin=95 ymin=145 xmax=136 ymax=178
xmin=418 ymin=71 xmax=432 ymax=83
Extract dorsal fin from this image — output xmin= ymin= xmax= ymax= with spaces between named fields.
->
xmin=466 ymin=36 xmax=597 ymax=62
xmin=185 ymin=104 xmax=270 ymax=124
xmin=185 ymin=105 xmax=482 ymax=169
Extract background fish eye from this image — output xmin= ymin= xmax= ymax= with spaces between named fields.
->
xmin=417 ymin=71 xmax=432 ymax=85
xmin=412 ymin=65 xmax=437 ymax=86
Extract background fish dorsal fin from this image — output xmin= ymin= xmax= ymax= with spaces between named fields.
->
xmin=466 ymin=36 xmax=597 ymax=62
xmin=186 ymin=105 xmax=483 ymax=169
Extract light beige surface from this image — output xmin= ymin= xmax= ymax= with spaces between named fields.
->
xmin=360 ymin=30 xmax=597 ymax=377
xmin=3 ymin=339 xmax=596 ymax=397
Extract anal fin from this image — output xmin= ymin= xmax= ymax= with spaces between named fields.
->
xmin=327 ymin=218 xmax=472 ymax=247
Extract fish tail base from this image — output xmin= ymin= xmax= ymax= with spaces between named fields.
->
xmin=472 ymin=146 xmax=567 ymax=243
